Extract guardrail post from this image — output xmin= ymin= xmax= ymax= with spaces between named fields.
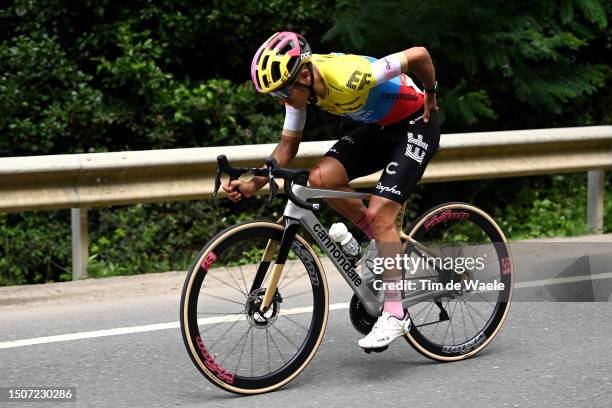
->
xmin=587 ymin=170 xmax=604 ymax=234
xmin=71 ymin=208 xmax=88 ymax=279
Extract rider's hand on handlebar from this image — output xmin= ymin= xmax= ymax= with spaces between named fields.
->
xmin=222 ymin=179 xmax=257 ymax=202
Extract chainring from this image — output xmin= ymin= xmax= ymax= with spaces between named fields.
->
xmin=349 ymin=294 xmax=378 ymax=335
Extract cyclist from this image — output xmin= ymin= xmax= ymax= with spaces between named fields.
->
xmin=223 ymin=31 xmax=440 ymax=350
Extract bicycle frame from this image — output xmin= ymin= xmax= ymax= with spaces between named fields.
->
xmin=260 ymin=183 xmax=453 ymax=317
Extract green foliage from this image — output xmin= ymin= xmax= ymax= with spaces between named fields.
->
xmin=1 ymin=1 xmax=611 ymax=285
xmin=0 ymin=211 xmax=72 ymax=285
xmin=413 ymin=173 xmax=597 ymax=241
xmin=495 ymin=174 xmax=591 ymax=239
xmin=0 ymin=31 xmax=105 ymax=156
xmin=326 ymin=0 xmax=611 ymax=130
xmin=0 ymin=0 xmax=336 ymax=156
xmin=88 ymin=201 xmax=228 ymax=277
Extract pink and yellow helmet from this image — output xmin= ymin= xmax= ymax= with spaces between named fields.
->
xmin=251 ymin=31 xmax=312 ymax=94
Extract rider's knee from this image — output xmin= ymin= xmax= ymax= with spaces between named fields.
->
xmin=308 ymin=166 xmax=327 ymax=188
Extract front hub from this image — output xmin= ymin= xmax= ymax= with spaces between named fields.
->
xmin=245 ymin=288 xmax=282 ymax=329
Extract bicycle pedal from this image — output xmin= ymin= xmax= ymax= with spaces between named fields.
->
xmin=362 ymin=345 xmax=388 ymax=354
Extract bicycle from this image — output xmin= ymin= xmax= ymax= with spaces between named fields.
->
xmin=180 ymin=155 xmax=513 ymax=395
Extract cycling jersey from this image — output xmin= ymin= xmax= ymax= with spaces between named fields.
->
xmin=312 ymin=53 xmax=424 ymax=126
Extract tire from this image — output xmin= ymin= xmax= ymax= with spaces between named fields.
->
xmin=403 ymin=202 xmax=513 ymax=361
xmin=180 ymin=221 xmax=329 ymax=394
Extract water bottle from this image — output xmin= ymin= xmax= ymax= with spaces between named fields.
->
xmin=328 ymin=222 xmax=362 ymax=264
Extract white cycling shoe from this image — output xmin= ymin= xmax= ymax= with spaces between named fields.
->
xmin=358 ymin=311 xmax=411 ymax=350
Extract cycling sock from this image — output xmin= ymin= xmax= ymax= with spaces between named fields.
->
xmin=384 ymin=301 xmax=405 ymax=319
xmin=383 ymin=276 xmax=405 ymax=319
xmin=356 ymin=210 xmax=374 ymax=240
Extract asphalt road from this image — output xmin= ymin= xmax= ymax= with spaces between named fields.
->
xmin=1 ymin=238 xmax=611 ymax=408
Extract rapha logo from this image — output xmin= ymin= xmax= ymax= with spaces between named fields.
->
xmin=405 ymin=132 xmax=428 ymax=164
xmin=376 ymin=182 xmax=402 ymax=196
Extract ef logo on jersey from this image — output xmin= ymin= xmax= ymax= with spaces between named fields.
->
xmin=405 ymin=132 xmax=428 ymax=164
xmin=346 ymin=71 xmax=372 ymax=90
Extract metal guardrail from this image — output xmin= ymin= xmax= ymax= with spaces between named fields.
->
xmin=1 ymin=125 xmax=611 ymax=278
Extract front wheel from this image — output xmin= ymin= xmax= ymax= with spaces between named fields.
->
xmin=180 ymin=221 xmax=329 ymax=395
xmin=403 ymin=202 xmax=513 ymax=361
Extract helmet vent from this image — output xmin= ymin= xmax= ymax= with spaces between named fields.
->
xmin=287 ymin=57 xmax=297 ymax=74
xmin=269 ymin=37 xmax=282 ymax=49
xmin=254 ymin=74 xmax=263 ymax=90
xmin=271 ymin=61 xmax=281 ymax=82
xmin=280 ymin=40 xmax=294 ymax=54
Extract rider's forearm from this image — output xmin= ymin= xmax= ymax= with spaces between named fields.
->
xmin=251 ymin=133 xmax=302 ymax=190
xmin=399 ymin=47 xmax=436 ymax=89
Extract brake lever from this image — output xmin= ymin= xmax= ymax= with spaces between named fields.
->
xmin=212 ymin=168 xmax=222 ymax=197
xmin=213 ymin=155 xmax=244 ymax=198
xmin=265 ymin=158 xmax=279 ymax=204
xmin=212 ymin=156 xmax=227 ymax=197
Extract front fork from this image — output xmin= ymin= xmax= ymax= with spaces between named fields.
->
xmin=250 ymin=217 xmax=300 ymax=312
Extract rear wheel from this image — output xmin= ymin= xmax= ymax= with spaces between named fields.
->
xmin=403 ymin=203 xmax=513 ymax=361
xmin=180 ymin=221 xmax=329 ymax=394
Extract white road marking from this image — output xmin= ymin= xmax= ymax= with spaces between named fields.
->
xmin=0 ymin=303 xmax=349 ymax=350
xmin=1 ymin=272 xmax=611 ymax=350
xmin=513 ymin=272 xmax=612 ymax=288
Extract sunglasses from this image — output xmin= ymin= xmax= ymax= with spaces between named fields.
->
xmin=270 ymin=80 xmax=309 ymax=100
xmin=271 ymin=86 xmax=293 ymax=100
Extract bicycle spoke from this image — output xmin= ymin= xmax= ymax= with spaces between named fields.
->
xmin=271 ymin=324 xmax=300 ymax=350
xmin=237 ymin=264 xmax=250 ymax=295
xmin=278 ymin=261 xmax=297 ymax=289
xmin=267 ymin=327 xmax=286 ymax=362
xmin=462 ymin=298 xmax=490 ymax=322
xmin=411 ymin=300 xmax=435 ymax=323
xmin=278 ymin=264 xmax=300 ymax=290
xmin=219 ymin=327 xmax=251 ymax=367
xmin=206 ymin=273 xmax=247 ymax=298
xmin=442 ymin=299 xmax=459 ymax=345
xmin=459 ymin=299 xmax=469 ymax=342
xmin=197 ymin=311 xmax=243 ymax=316
xmin=283 ymin=289 xmax=313 ymax=300
xmin=226 ymin=266 xmax=247 ymax=297
xmin=199 ymin=311 xmax=244 ymax=330
xmin=460 ymin=297 xmax=481 ymax=334
xmin=250 ymin=329 xmax=254 ymax=377
xmin=415 ymin=319 xmax=447 ymax=328
xmin=233 ymin=326 xmax=252 ymax=374
xmin=266 ymin=329 xmax=272 ymax=373
xmin=278 ymin=271 xmax=305 ymax=292
xmin=207 ymin=314 xmax=245 ymax=349
xmin=202 ymin=292 xmax=245 ymax=307
xmin=474 ymin=292 xmax=495 ymax=305
xmin=281 ymin=314 xmax=310 ymax=332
